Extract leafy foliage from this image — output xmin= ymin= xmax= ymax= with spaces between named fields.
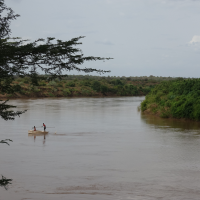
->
xmin=0 ymin=100 xmax=26 ymax=121
xmin=1 ymin=76 xmax=157 ymax=97
xmin=66 ymin=81 xmax=75 ymax=87
xmin=92 ymin=80 xmax=101 ymax=92
xmin=141 ymin=79 xmax=200 ymax=120
xmin=0 ymin=176 xmax=12 ymax=190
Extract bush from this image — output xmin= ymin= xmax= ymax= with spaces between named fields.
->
xmin=39 ymin=80 xmax=46 ymax=86
xmin=9 ymin=75 xmax=160 ymax=97
xmin=100 ymin=85 xmax=108 ymax=94
xmin=33 ymin=86 xmax=40 ymax=92
xmin=57 ymin=82 xmax=63 ymax=87
xmin=141 ymin=79 xmax=200 ymax=120
xmin=18 ymin=82 xmax=23 ymax=86
xmin=13 ymin=84 xmax=22 ymax=92
xmin=111 ymin=79 xmax=124 ymax=86
xmin=48 ymin=81 xmax=57 ymax=87
xmin=63 ymin=88 xmax=71 ymax=96
xmin=48 ymin=92 xmax=55 ymax=97
xmin=80 ymin=79 xmax=91 ymax=87
xmin=81 ymin=89 xmax=92 ymax=96
xmin=92 ymin=80 xmax=101 ymax=92
xmin=66 ymin=81 xmax=75 ymax=87
xmin=23 ymin=77 xmax=31 ymax=84
xmin=124 ymin=84 xmax=138 ymax=95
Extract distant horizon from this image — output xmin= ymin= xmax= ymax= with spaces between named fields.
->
xmin=29 ymin=74 xmax=200 ymax=79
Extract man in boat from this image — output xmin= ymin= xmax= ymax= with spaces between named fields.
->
xmin=43 ymin=123 xmax=46 ymax=132
xmin=34 ymin=126 xmax=36 ymax=131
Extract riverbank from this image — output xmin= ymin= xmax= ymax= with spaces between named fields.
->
xmin=0 ymin=76 xmax=160 ymax=98
xmin=141 ymin=78 xmax=200 ymax=121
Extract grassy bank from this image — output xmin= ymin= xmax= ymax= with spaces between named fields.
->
xmin=0 ymin=75 xmax=164 ymax=98
xmin=141 ymin=79 xmax=200 ymax=120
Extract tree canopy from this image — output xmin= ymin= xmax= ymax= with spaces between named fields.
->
xmin=0 ymin=0 xmax=112 ymax=189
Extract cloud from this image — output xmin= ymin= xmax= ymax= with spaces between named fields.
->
xmin=189 ymin=35 xmax=200 ymax=44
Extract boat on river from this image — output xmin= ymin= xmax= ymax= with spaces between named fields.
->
xmin=28 ymin=130 xmax=49 ymax=134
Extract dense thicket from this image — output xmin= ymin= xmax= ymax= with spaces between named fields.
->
xmin=0 ymin=76 xmax=158 ymax=98
xmin=141 ymin=79 xmax=200 ymax=120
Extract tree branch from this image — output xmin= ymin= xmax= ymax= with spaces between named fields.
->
xmin=0 ymin=176 xmax=12 ymax=190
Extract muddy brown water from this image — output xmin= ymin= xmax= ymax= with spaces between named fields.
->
xmin=1 ymin=97 xmax=200 ymax=200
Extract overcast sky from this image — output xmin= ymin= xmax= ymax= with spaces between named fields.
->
xmin=6 ymin=0 xmax=200 ymax=77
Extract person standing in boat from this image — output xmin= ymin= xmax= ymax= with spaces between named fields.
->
xmin=33 ymin=126 xmax=36 ymax=131
xmin=43 ymin=123 xmax=46 ymax=132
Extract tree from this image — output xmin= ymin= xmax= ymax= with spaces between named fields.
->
xmin=0 ymin=0 xmax=112 ymax=189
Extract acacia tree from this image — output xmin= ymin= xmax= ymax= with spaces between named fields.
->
xmin=0 ymin=0 xmax=111 ymax=189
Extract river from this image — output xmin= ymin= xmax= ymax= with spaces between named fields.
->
xmin=1 ymin=97 xmax=200 ymax=200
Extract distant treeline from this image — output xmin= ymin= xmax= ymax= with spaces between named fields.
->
xmin=38 ymin=74 xmax=188 ymax=82
xmin=141 ymin=78 xmax=200 ymax=121
xmin=0 ymin=75 xmax=167 ymax=98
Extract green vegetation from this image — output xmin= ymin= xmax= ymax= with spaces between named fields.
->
xmin=141 ymin=78 xmax=200 ymax=120
xmin=0 ymin=75 xmax=163 ymax=98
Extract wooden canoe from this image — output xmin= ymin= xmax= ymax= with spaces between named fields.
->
xmin=28 ymin=130 xmax=49 ymax=134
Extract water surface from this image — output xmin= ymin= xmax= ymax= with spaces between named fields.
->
xmin=1 ymin=97 xmax=200 ymax=200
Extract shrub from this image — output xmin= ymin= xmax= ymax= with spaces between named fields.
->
xmin=63 ymin=88 xmax=71 ymax=96
xmin=39 ymin=80 xmax=46 ymax=86
xmin=18 ymin=82 xmax=23 ymax=86
xmin=81 ymin=89 xmax=92 ymax=96
xmin=13 ymin=84 xmax=22 ymax=92
xmin=109 ymin=86 xmax=117 ymax=94
xmin=141 ymin=79 xmax=200 ymax=120
xmin=20 ymin=89 xmax=26 ymax=95
xmin=48 ymin=81 xmax=57 ymax=87
xmin=48 ymin=93 xmax=55 ymax=97
xmin=100 ymin=85 xmax=108 ymax=94
xmin=80 ymin=80 xmax=91 ymax=87
xmin=124 ymin=84 xmax=138 ymax=95
xmin=92 ymin=80 xmax=101 ymax=92
xmin=66 ymin=81 xmax=75 ymax=87
xmin=33 ymin=86 xmax=40 ymax=92
xmin=111 ymin=79 xmax=124 ymax=86
xmin=57 ymin=82 xmax=63 ymax=87
xmin=23 ymin=77 xmax=31 ymax=84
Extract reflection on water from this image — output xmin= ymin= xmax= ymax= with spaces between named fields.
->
xmin=141 ymin=113 xmax=200 ymax=132
xmin=30 ymin=134 xmax=46 ymax=144
xmin=1 ymin=97 xmax=200 ymax=200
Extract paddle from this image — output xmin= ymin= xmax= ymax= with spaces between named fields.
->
xmin=31 ymin=126 xmax=55 ymax=128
